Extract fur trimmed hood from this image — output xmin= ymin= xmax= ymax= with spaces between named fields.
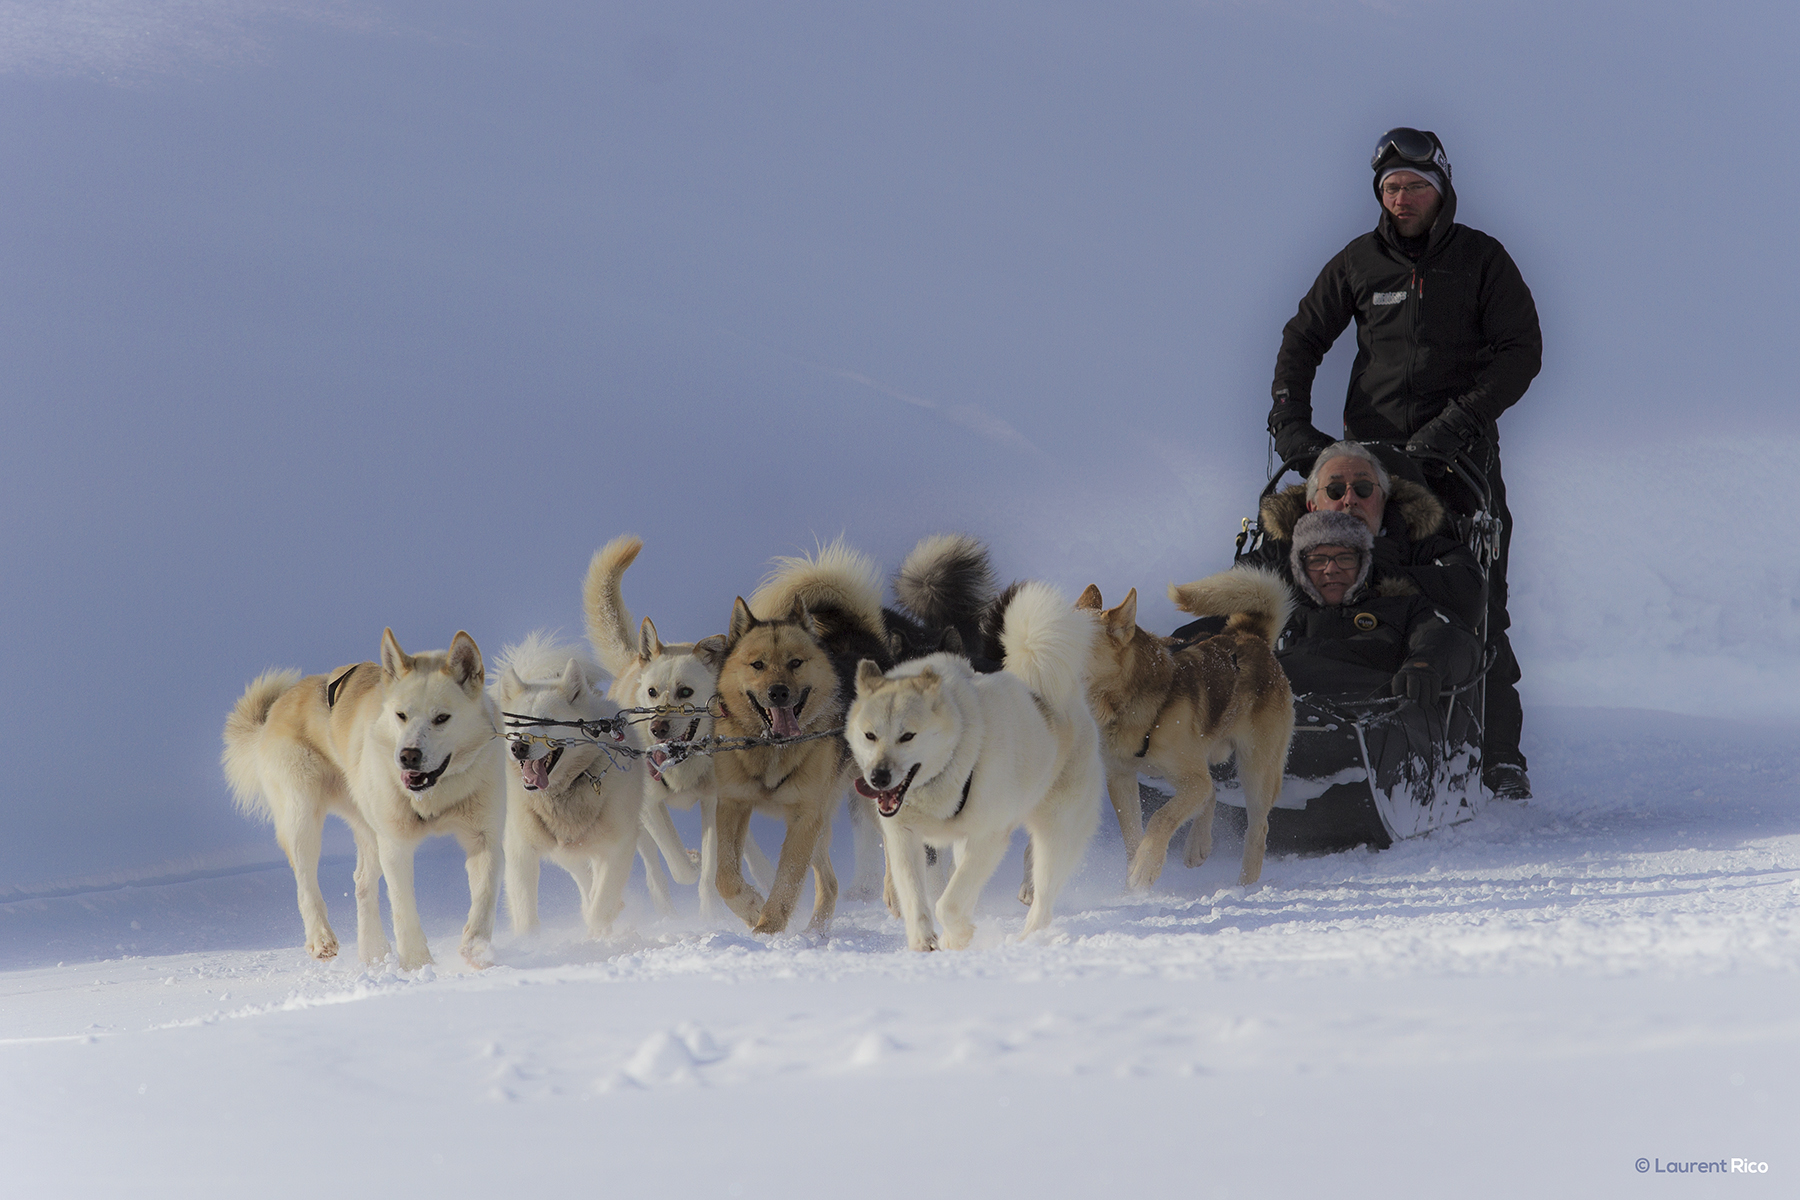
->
xmin=1290 ymin=511 xmax=1373 ymax=606
xmin=1259 ymin=476 xmax=1448 ymax=543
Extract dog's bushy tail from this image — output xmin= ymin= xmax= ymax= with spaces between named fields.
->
xmin=584 ymin=534 xmax=642 ymax=677
xmin=892 ymin=533 xmax=996 ymax=631
xmin=1167 ymin=567 xmax=1295 ymax=646
xmin=495 ymin=631 xmax=605 ymax=692
xmin=751 ymin=537 xmax=887 ymax=647
xmin=221 ymin=668 xmax=304 ymax=821
xmin=999 ymin=581 xmax=1094 ymax=713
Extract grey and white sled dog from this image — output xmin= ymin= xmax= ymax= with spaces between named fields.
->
xmin=846 ymin=581 xmax=1104 ymax=951
xmin=222 ymin=630 xmax=507 ymax=970
xmin=494 ymin=633 xmax=644 ymax=938
xmin=585 ymin=533 xmax=774 ymax=918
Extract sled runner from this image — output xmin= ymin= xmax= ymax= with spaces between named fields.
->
xmin=1208 ymin=445 xmax=1500 ymax=851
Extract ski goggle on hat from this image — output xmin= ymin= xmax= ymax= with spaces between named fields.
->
xmin=1371 ymin=127 xmax=1451 ymax=179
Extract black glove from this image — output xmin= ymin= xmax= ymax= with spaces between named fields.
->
xmin=1390 ymin=661 xmax=1441 ymax=704
xmin=1404 ymin=402 xmax=1483 ymax=458
xmin=1270 ymin=414 xmax=1334 ymax=471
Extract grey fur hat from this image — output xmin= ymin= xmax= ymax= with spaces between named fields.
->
xmin=1290 ymin=510 xmax=1374 ymax=606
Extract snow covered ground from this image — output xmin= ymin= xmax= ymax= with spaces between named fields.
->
xmin=7 ymin=705 xmax=1795 ymax=1196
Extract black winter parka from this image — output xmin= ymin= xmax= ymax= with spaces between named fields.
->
xmin=1271 ymin=185 xmax=1542 ymax=443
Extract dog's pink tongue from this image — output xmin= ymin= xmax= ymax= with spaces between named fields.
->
xmin=647 ymin=749 xmax=667 ymax=783
xmin=770 ymin=705 xmax=802 ymax=737
xmin=520 ymin=758 xmax=550 ymax=790
xmin=854 ymin=776 xmax=903 ymax=817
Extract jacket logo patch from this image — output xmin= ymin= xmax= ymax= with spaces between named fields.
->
xmin=1353 ymin=612 xmax=1379 ymax=631
xmin=1371 ymin=291 xmax=1407 ymax=306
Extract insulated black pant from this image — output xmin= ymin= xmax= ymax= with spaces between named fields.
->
xmin=1467 ymin=441 xmax=1525 ymax=772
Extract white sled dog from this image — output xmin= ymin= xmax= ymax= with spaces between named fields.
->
xmin=584 ymin=533 xmax=773 ymax=917
xmin=494 ymin=633 xmax=644 ymax=938
xmin=222 ymin=630 xmax=507 ymax=970
xmin=846 ymin=581 xmax=1104 ymax=951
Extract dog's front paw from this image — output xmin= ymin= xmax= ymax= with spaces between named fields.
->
xmin=461 ymin=936 xmax=494 ymax=969
xmin=750 ymin=907 xmax=792 ymax=936
xmin=907 ymin=930 xmax=940 ymax=952
xmin=306 ymin=928 xmax=339 ymax=961
xmin=1125 ymin=846 xmax=1165 ymax=891
xmin=940 ymin=922 xmax=974 ymax=951
xmin=396 ymin=946 xmax=434 ymax=972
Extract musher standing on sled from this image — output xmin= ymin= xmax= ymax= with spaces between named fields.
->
xmin=1265 ymin=128 xmax=1541 ymax=799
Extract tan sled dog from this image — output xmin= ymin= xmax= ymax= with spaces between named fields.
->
xmin=708 ymin=541 xmax=891 ymax=935
xmin=222 ymin=630 xmax=506 ymax=969
xmin=1077 ymin=567 xmax=1295 ymax=888
xmin=584 ymin=533 xmax=774 ymax=918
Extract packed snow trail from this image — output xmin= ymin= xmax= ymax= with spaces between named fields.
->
xmin=3 ymin=707 xmax=1795 ymax=1195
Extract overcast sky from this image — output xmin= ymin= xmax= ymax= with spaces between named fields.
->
xmin=3 ymin=0 xmax=1795 ymax=887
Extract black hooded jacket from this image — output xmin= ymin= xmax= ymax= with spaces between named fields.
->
xmin=1270 ymin=182 xmax=1542 ymax=444
xmin=1276 ymin=587 xmax=1480 ymax=699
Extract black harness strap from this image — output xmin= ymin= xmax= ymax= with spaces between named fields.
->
xmin=952 ymin=770 xmax=975 ymax=819
xmin=326 ymin=664 xmax=359 ymax=709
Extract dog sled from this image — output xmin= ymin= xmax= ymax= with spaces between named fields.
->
xmin=1208 ymin=444 xmax=1502 ymax=852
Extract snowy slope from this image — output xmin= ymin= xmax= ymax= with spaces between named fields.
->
xmin=5 ymin=707 xmax=1796 ymax=1195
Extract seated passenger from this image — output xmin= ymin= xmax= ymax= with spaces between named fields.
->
xmin=1242 ymin=440 xmax=1484 ymax=630
xmin=1275 ymin=510 xmax=1480 ymax=705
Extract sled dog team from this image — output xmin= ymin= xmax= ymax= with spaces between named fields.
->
xmin=223 ymin=534 xmax=1296 ymax=968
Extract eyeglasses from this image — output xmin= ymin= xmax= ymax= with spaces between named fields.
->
xmin=1371 ymin=127 xmax=1446 ymax=173
xmin=1322 ymin=479 xmax=1378 ymax=500
xmin=1301 ymin=552 xmax=1362 ymax=572
xmin=1380 ymin=181 xmax=1436 ymax=198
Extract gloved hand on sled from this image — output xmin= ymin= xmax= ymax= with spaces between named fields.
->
xmin=1270 ymin=414 xmax=1334 ymax=472
xmin=1404 ymin=402 xmax=1482 ymax=460
xmin=1390 ymin=661 xmax=1441 ymax=705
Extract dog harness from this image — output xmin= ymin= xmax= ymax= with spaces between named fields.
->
xmin=326 ymin=664 xmax=359 ymax=708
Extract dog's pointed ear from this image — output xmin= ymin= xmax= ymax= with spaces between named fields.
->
xmin=1076 ymin=584 xmax=1103 ymax=611
xmin=783 ymin=595 xmax=814 ymax=632
xmin=499 ymin=665 xmax=523 ymax=702
xmin=446 ymin=631 xmax=485 ymax=692
xmin=380 ymin=628 xmax=413 ymax=680
xmin=728 ymin=597 xmax=758 ymax=645
xmin=559 ymin=658 xmax=585 ymax=703
xmin=856 ymin=659 xmax=886 ymax=695
xmin=914 ymin=667 xmax=940 ymax=688
xmin=886 ymin=630 xmax=907 ymax=661
xmin=937 ymin=626 xmax=966 ymax=655
xmin=1108 ymin=588 xmax=1139 ymax=638
xmin=691 ymin=634 xmax=728 ymax=670
xmin=639 ymin=616 xmax=663 ymax=662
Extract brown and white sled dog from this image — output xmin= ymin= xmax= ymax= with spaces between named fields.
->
xmin=494 ymin=633 xmax=643 ymax=938
xmin=709 ymin=540 xmax=892 ymax=935
xmin=584 ymin=534 xmax=774 ymax=919
xmin=1077 ymin=567 xmax=1295 ymax=889
xmin=847 ymin=581 xmax=1104 ymax=951
xmin=222 ymin=630 xmax=506 ymax=970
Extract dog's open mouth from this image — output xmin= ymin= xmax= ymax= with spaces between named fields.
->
xmin=854 ymin=762 xmax=920 ymax=818
xmin=646 ymin=718 xmax=701 ymax=784
xmin=403 ymin=754 xmax=452 ymax=792
xmin=748 ymin=688 xmax=810 ymax=739
xmin=517 ymin=747 xmax=562 ymax=792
